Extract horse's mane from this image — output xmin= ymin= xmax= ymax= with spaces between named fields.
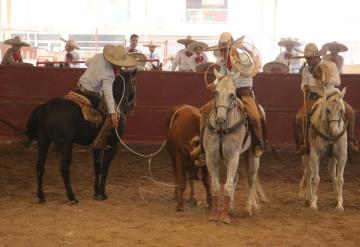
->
xmin=311 ymin=88 xmax=341 ymax=124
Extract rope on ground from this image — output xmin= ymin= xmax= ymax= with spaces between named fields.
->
xmin=115 ymin=74 xmax=193 ymax=204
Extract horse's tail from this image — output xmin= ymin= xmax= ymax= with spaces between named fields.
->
xmin=241 ymin=156 xmax=269 ymax=209
xmin=26 ymin=104 xmax=46 ymax=144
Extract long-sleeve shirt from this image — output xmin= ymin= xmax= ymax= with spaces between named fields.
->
xmin=171 ymin=49 xmax=196 ymax=72
xmin=78 ymin=54 xmax=116 ymax=113
xmin=275 ymin=51 xmax=303 ymax=73
xmin=64 ymin=51 xmax=84 ymax=68
xmin=301 ymin=60 xmax=340 ymax=95
xmin=218 ymin=55 xmax=253 ymax=88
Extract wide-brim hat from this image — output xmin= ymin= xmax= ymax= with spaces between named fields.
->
xmin=177 ymin=35 xmax=195 ymax=45
xmin=129 ymin=52 xmax=147 ymax=67
xmin=60 ymin=37 xmax=80 ymax=49
xmin=143 ymin=40 xmax=161 ymax=48
xmin=293 ymin=43 xmax=326 ymax=59
xmin=187 ymin=41 xmax=208 ymax=52
xmin=103 ymin=45 xmax=138 ymax=67
xmin=322 ymin=41 xmax=348 ymax=52
xmin=278 ymin=38 xmax=301 ymax=47
xmin=3 ymin=36 xmax=30 ymax=47
xmin=263 ymin=61 xmax=290 ymax=74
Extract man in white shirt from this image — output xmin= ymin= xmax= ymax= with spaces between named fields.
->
xmin=126 ymin=34 xmax=143 ymax=54
xmin=77 ymin=45 xmax=137 ymax=149
xmin=187 ymin=41 xmax=209 ymax=70
xmin=171 ymin=35 xmax=196 ymax=72
xmin=60 ymin=37 xmax=83 ymax=68
xmin=294 ymin=43 xmax=358 ymax=154
xmin=275 ymin=38 xmax=303 ymax=73
xmin=322 ymin=41 xmax=348 ymax=74
xmin=143 ymin=40 xmax=162 ymax=70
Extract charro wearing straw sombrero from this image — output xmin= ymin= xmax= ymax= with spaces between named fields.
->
xmin=191 ymin=32 xmax=265 ymax=159
xmin=75 ymin=45 xmax=137 ymax=149
xmin=322 ymin=41 xmax=348 ymax=74
xmin=187 ymin=41 xmax=209 ymax=69
xmin=143 ymin=40 xmax=162 ymax=70
xmin=1 ymin=36 xmax=32 ymax=66
xmin=293 ymin=43 xmax=358 ymax=154
xmin=172 ymin=35 xmax=196 ymax=72
xmin=275 ymin=37 xmax=303 ymax=73
xmin=60 ymin=37 xmax=82 ymax=68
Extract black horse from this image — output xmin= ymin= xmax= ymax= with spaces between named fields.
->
xmin=26 ymin=70 xmax=137 ymax=203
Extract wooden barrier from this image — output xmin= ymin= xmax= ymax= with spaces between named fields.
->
xmin=0 ymin=65 xmax=359 ymax=146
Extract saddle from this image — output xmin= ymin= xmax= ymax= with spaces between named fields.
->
xmin=64 ymin=91 xmax=104 ymax=127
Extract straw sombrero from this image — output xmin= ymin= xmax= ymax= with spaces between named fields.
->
xmin=322 ymin=41 xmax=348 ymax=53
xmin=103 ymin=45 xmax=138 ymax=67
xmin=60 ymin=37 xmax=80 ymax=49
xmin=143 ymin=40 xmax=161 ymax=48
xmin=129 ymin=52 xmax=147 ymax=67
xmin=187 ymin=41 xmax=208 ymax=52
xmin=278 ymin=38 xmax=301 ymax=47
xmin=3 ymin=36 xmax=30 ymax=47
xmin=206 ymin=32 xmax=234 ymax=51
xmin=263 ymin=61 xmax=290 ymax=74
xmin=177 ymin=35 xmax=195 ymax=46
xmin=293 ymin=43 xmax=326 ymax=59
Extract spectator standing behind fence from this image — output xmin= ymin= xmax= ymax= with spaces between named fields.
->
xmin=171 ymin=35 xmax=196 ymax=72
xmin=127 ymin=34 xmax=143 ymax=54
xmin=144 ymin=40 xmax=162 ymax=70
xmin=1 ymin=36 xmax=33 ymax=66
xmin=61 ymin=37 xmax=83 ymax=68
xmin=322 ymin=41 xmax=348 ymax=74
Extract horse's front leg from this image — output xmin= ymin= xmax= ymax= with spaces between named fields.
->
xmin=98 ymin=144 xmax=118 ymax=200
xmin=59 ymin=144 xmax=78 ymax=203
xmin=245 ymin=152 xmax=260 ymax=216
xmin=206 ymin=156 xmax=220 ymax=223
xmin=309 ymin=150 xmax=320 ymax=210
xmin=335 ymin=148 xmax=347 ymax=211
xmin=201 ymin=166 xmax=212 ymax=208
xmin=92 ymin=149 xmax=101 ymax=199
xmin=222 ymin=155 xmax=240 ymax=224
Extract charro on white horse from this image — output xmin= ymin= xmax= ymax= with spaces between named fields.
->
xmin=203 ymin=69 xmax=267 ymax=224
xmin=299 ymin=88 xmax=348 ymax=211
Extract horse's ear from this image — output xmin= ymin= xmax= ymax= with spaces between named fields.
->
xmin=340 ymin=87 xmax=346 ymax=98
xmin=131 ymin=68 xmax=137 ymax=77
xmin=213 ymin=68 xmax=222 ymax=79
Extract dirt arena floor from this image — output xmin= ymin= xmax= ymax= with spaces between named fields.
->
xmin=0 ymin=142 xmax=360 ymax=247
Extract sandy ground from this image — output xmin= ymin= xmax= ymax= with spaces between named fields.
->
xmin=0 ymin=142 xmax=360 ymax=247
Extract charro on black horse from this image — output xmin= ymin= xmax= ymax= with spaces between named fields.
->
xmin=26 ymin=45 xmax=138 ymax=203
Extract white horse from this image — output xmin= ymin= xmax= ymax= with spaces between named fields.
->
xmin=203 ymin=69 xmax=267 ymax=224
xmin=299 ymin=88 xmax=348 ymax=211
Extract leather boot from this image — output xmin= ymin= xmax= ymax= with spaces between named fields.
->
xmin=209 ymin=196 xmax=220 ymax=222
xmin=220 ymin=196 xmax=231 ymax=224
xmin=91 ymin=116 xmax=112 ymax=150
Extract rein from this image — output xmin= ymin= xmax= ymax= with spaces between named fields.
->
xmin=311 ymin=120 xmax=347 ymax=143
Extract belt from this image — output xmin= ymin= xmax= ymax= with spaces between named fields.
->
xmin=75 ymin=82 xmax=101 ymax=98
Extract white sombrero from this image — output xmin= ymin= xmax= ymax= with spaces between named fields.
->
xmin=177 ymin=35 xmax=195 ymax=46
xmin=143 ymin=40 xmax=161 ymax=48
xmin=278 ymin=38 xmax=301 ymax=47
xmin=3 ymin=36 xmax=30 ymax=47
xmin=103 ymin=45 xmax=138 ymax=67
xmin=60 ymin=37 xmax=80 ymax=49
xmin=293 ymin=43 xmax=326 ymax=59
xmin=187 ymin=41 xmax=209 ymax=52
xmin=322 ymin=41 xmax=348 ymax=53
xmin=263 ymin=61 xmax=290 ymax=74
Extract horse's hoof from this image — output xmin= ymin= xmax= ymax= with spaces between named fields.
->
xmin=244 ymin=208 xmax=253 ymax=217
xmin=220 ymin=214 xmax=231 ymax=224
xmin=176 ymin=204 xmax=185 ymax=212
xmin=188 ymin=198 xmax=198 ymax=206
xmin=94 ymin=194 xmax=108 ymax=201
xmin=304 ymin=200 xmax=311 ymax=207
xmin=309 ymin=204 xmax=318 ymax=210
xmin=38 ymin=198 xmax=46 ymax=204
xmin=70 ymin=199 xmax=79 ymax=205
xmin=335 ymin=206 xmax=344 ymax=212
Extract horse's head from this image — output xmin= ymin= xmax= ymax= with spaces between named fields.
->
xmin=113 ymin=69 xmax=137 ymax=113
xmin=213 ymin=68 xmax=237 ymax=127
xmin=325 ymin=87 xmax=346 ymax=137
